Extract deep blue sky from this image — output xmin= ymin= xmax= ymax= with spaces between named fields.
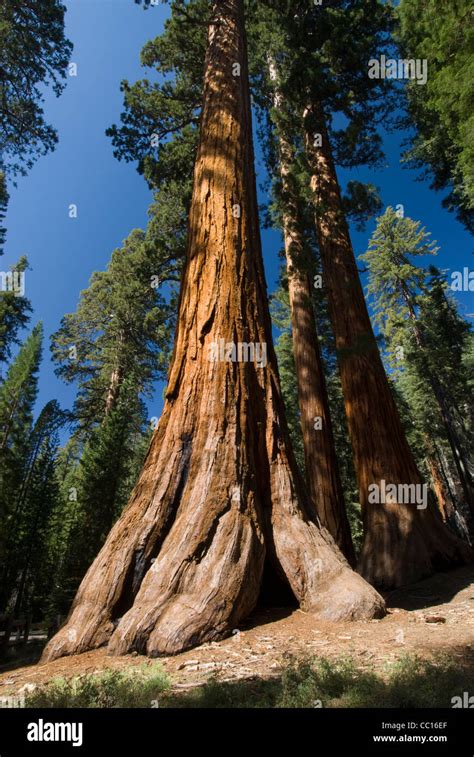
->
xmin=3 ymin=0 xmax=473 ymax=426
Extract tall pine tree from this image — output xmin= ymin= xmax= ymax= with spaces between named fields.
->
xmin=361 ymin=208 xmax=474 ymax=518
xmin=0 ymin=324 xmax=43 ymax=610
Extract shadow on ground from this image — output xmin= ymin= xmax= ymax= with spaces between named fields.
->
xmin=385 ymin=564 xmax=474 ymax=611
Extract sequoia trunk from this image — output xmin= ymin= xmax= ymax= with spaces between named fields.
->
xmin=42 ymin=2 xmax=383 ymax=663
xmin=269 ymin=62 xmax=355 ymax=564
xmin=303 ymin=101 xmax=472 ymax=589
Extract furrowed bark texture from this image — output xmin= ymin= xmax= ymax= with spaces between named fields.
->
xmin=269 ymin=61 xmax=355 ymax=565
xmin=426 ymin=450 xmax=452 ymax=523
xmin=304 ymin=102 xmax=472 ymax=589
xmin=42 ymin=1 xmax=384 ymax=663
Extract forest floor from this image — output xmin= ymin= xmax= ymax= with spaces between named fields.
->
xmin=1 ymin=565 xmax=473 ymax=700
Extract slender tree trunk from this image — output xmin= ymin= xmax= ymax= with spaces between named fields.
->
xmin=435 ymin=441 xmax=474 ymax=540
xmin=303 ymin=101 xmax=472 ymax=589
xmin=104 ymin=341 xmax=125 ymax=417
xmin=437 ymin=442 xmax=459 ymax=504
xmin=424 ymin=439 xmax=453 ymax=521
xmin=42 ymin=0 xmax=383 ymax=663
xmin=0 ymin=616 xmax=13 ymax=658
xmin=104 ymin=369 xmax=122 ymax=416
xmin=269 ymin=61 xmax=355 ymax=564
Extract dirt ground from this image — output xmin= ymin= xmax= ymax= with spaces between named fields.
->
xmin=1 ymin=565 xmax=473 ymax=697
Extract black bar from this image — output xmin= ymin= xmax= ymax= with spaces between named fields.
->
xmin=0 ymin=708 xmax=472 ymax=755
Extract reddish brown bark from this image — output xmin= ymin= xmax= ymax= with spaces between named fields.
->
xmin=269 ymin=62 xmax=355 ymax=565
xmin=426 ymin=449 xmax=452 ymax=522
xmin=303 ymin=102 xmax=472 ymax=589
xmin=42 ymin=1 xmax=384 ymax=663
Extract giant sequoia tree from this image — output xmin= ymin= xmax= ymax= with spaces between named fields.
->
xmin=253 ymin=0 xmax=472 ymax=588
xmin=43 ymin=0 xmax=383 ymax=663
xmin=304 ymin=103 xmax=472 ymax=588
xmin=268 ymin=60 xmax=355 ymax=565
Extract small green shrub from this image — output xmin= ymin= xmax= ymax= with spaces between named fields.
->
xmin=26 ymin=663 xmax=170 ymax=708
